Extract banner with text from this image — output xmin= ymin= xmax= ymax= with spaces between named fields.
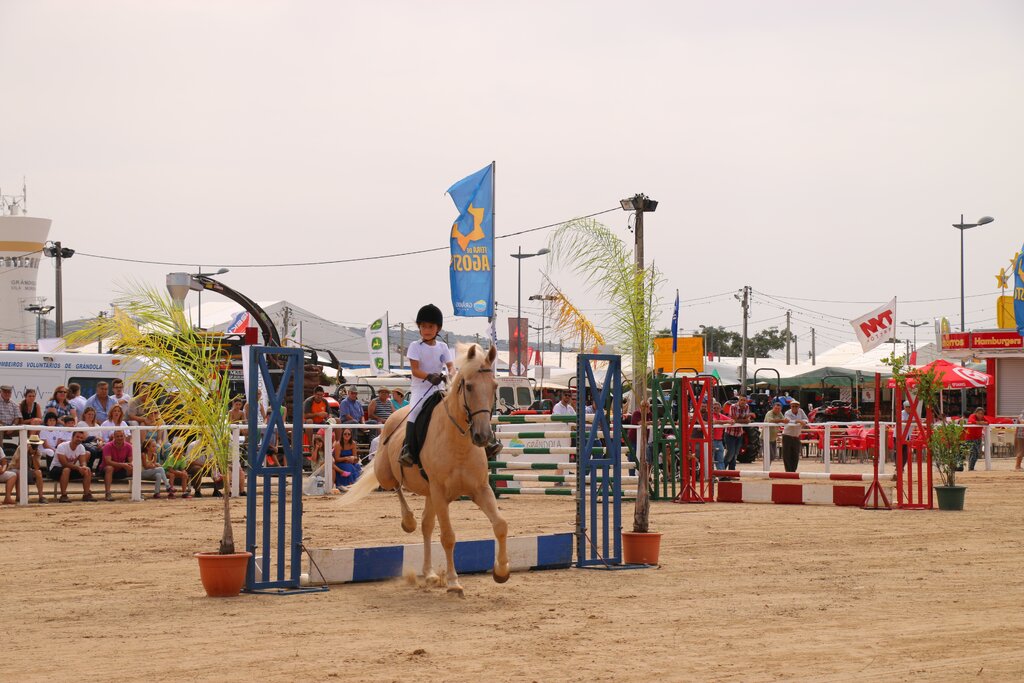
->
xmin=850 ymin=297 xmax=896 ymax=352
xmin=448 ymin=164 xmax=494 ymax=318
xmin=365 ymin=313 xmax=390 ymax=375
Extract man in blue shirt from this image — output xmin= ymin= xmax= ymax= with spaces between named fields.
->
xmin=85 ymin=381 xmax=118 ymax=423
xmin=338 ymin=387 xmax=365 ymax=424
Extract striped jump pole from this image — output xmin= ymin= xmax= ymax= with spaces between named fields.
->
xmin=711 ymin=470 xmax=891 ymax=482
xmin=492 ymin=414 xmax=593 ymax=424
xmin=491 ymin=473 xmax=639 ymax=484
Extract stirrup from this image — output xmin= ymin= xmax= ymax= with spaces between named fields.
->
xmin=398 ymin=447 xmax=415 ymax=467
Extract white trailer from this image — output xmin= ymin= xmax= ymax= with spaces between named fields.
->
xmin=0 ymin=351 xmax=148 ymax=405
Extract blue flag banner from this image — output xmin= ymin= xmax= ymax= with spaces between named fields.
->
xmin=1015 ymin=246 xmax=1024 ymax=339
xmin=671 ymin=289 xmax=680 ymax=352
xmin=448 ymin=164 xmax=494 ymax=318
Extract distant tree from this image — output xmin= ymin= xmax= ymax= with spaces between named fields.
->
xmin=695 ymin=324 xmax=791 ymax=358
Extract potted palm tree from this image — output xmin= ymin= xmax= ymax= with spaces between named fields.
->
xmin=930 ymin=421 xmax=970 ymax=510
xmin=69 ymin=284 xmax=249 ymax=596
xmin=549 ymin=218 xmax=664 ymax=564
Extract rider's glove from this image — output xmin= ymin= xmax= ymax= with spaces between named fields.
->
xmin=426 ymin=373 xmax=444 ymax=386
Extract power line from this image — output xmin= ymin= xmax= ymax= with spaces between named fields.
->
xmin=73 ymin=207 xmax=621 ymax=269
xmin=757 ymin=290 xmax=1002 ymax=305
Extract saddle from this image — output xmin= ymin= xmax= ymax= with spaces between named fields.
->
xmin=405 ymin=391 xmax=444 ymax=463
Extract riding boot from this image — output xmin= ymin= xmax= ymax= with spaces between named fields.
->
xmin=398 ymin=423 xmax=416 ymax=467
xmin=485 ymin=434 xmax=503 ymax=461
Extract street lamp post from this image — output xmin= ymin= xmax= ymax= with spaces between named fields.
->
xmin=952 ymin=214 xmax=994 ymax=416
xmin=529 ymin=293 xmax=558 ymax=378
xmin=42 ymin=242 xmax=75 ymax=337
xmin=952 ymin=214 xmax=995 ymax=332
xmin=194 ymin=267 xmax=230 ymax=329
xmin=24 ymin=303 xmax=54 ymax=341
xmin=510 ymin=247 xmax=549 ymax=376
xmin=900 ymin=320 xmax=928 ymax=352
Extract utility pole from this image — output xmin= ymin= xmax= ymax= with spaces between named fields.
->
xmin=785 ymin=310 xmax=791 ymax=365
xmin=739 ymin=285 xmax=750 ymax=395
xmin=794 ymin=334 xmax=799 ymax=363
xmin=97 ymin=311 xmax=107 ymax=353
xmin=559 ymin=339 xmax=563 ymax=368
xmin=399 ymin=322 xmax=405 ymax=369
xmin=811 ymin=328 xmax=816 ymax=366
xmin=281 ymin=306 xmax=291 ymax=343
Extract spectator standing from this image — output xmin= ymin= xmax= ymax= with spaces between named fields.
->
xmin=367 ymin=388 xmax=394 ymax=424
xmin=66 ymin=383 xmax=88 ymax=420
xmin=965 ymin=407 xmax=989 ymax=471
xmin=101 ymin=429 xmax=134 ymax=501
xmin=45 ymin=385 xmax=77 ymax=421
xmin=85 ymin=381 xmax=117 ymax=423
xmin=552 ymin=392 xmax=576 ymax=416
xmin=50 ymin=431 xmax=97 ymax=502
xmin=19 ymin=388 xmax=43 ymax=425
xmin=764 ymin=402 xmax=787 ymax=464
xmin=162 ymin=443 xmax=192 ymax=499
xmin=338 ymin=387 xmax=365 ymax=425
xmin=16 ymin=435 xmax=48 ymax=503
xmin=781 ymin=400 xmax=809 ymax=473
xmin=723 ymin=396 xmax=752 ymax=471
xmin=711 ymin=401 xmax=732 ymax=473
xmin=1015 ymin=409 xmax=1024 ymax=472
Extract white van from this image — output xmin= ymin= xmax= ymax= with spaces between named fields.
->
xmin=0 ymin=351 xmax=148 ymax=405
xmin=495 ymin=376 xmax=535 ymax=413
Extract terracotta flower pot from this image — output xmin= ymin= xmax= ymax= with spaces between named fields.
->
xmin=195 ymin=551 xmax=252 ymax=597
xmin=622 ymin=531 xmax=662 ymax=566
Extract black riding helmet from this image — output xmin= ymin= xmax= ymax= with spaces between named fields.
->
xmin=416 ymin=303 xmax=444 ymax=329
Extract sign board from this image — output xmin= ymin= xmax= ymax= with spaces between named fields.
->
xmin=653 ymin=337 xmax=704 ymax=374
xmin=971 ymin=331 xmax=1024 ymax=350
xmin=941 ymin=332 xmax=971 ymax=351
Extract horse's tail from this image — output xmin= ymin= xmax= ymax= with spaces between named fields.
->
xmin=335 ymin=462 xmax=380 ymax=508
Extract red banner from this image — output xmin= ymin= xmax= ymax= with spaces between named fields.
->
xmin=507 ymin=317 xmax=529 ymax=376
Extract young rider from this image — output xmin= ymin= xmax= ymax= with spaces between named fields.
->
xmin=398 ymin=304 xmax=503 ymax=467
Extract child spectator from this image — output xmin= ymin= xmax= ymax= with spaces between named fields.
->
xmin=162 ymin=442 xmax=192 ymax=499
xmin=140 ymin=439 xmax=170 ymax=499
xmin=39 ymin=412 xmax=63 ymax=458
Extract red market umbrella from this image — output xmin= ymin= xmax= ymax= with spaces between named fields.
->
xmin=886 ymin=359 xmax=992 ymax=390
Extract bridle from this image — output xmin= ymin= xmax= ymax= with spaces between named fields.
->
xmin=443 ymin=365 xmax=495 ymax=437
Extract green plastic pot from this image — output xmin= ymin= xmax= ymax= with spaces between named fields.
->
xmin=934 ymin=485 xmax=966 ymax=511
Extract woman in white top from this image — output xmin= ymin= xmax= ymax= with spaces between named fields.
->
xmin=99 ymin=404 xmax=132 ymax=442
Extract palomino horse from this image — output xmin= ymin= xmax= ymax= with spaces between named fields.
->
xmin=337 ymin=343 xmax=508 ymax=596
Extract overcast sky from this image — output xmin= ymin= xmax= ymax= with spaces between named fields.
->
xmin=3 ymin=0 xmax=1022 ymax=353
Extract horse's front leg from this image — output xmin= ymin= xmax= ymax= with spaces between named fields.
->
xmin=420 ymin=495 xmax=441 ymax=586
xmin=473 ymin=486 xmax=510 ymax=583
xmin=431 ymin=493 xmax=463 ymax=597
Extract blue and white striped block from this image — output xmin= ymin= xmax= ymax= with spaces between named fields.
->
xmin=304 ymin=533 xmax=573 ymax=584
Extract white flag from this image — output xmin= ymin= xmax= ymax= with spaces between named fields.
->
xmin=487 ymin=318 xmax=497 ymax=347
xmin=365 ymin=313 xmax=390 ymax=376
xmin=850 ymin=297 xmax=896 ymax=352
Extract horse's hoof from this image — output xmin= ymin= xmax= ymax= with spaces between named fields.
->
xmin=424 ymin=572 xmax=441 ymax=587
xmin=401 ymin=514 xmax=416 ymax=533
xmin=492 ymin=567 xmax=510 ymax=584
xmin=447 ymin=585 xmax=465 ymax=598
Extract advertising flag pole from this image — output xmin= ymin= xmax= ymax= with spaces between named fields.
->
xmin=490 ymin=160 xmax=497 ymax=345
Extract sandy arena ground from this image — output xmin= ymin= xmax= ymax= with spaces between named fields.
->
xmin=6 ymin=459 xmax=1024 ymax=682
